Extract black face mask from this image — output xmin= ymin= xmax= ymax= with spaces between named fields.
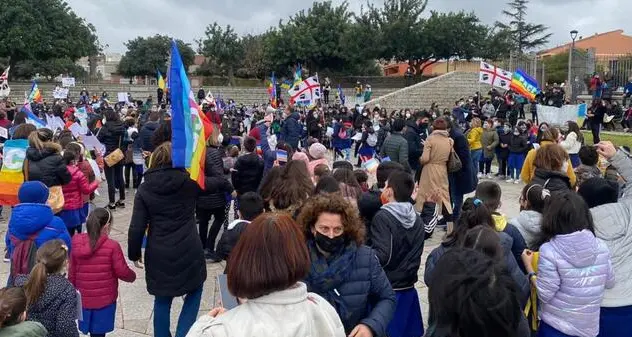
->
xmin=314 ymin=232 xmax=345 ymax=254
xmin=420 ymin=122 xmax=429 ymax=129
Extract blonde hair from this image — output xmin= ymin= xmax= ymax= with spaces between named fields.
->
xmin=149 ymin=142 xmax=172 ymax=169
xmin=471 ymin=118 xmax=482 ymax=128
xmin=206 ymin=125 xmax=220 ymax=147
xmin=28 ymin=129 xmax=61 ymax=153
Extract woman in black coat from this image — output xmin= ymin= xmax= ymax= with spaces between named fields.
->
xmin=97 ymin=109 xmax=126 ymax=209
xmin=298 ymin=194 xmax=396 ymax=337
xmin=128 ymin=142 xmax=231 ymax=337
xmin=25 ymin=128 xmax=71 ymax=188
xmin=196 ymin=130 xmax=233 ymax=262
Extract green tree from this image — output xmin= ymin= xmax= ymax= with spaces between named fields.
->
xmin=237 ymin=34 xmax=269 ymax=79
xmin=0 ymin=0 xmax=99 ymax=79
xmin=118 ymin=35 xmax=195 ymax=78
xmin=263 ymin=1 xmax=369 ymax=75
xmin=496 ymin=0 xmax=552 ymax=54
xmin=198 ymin=23 xmax=243 ymax=85
xmin=367 ymin=0 xmax=489 ymax=75
xmin=478 ymin=27 xmax=514 ymax=60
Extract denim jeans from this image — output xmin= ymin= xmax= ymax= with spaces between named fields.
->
xmin=470 ymin=149 xmax=482 ymax=174
xmin=153 ymin=287 xmax=203 ymax=337
xmin=448 ymin=175 xmax=462 ymax=222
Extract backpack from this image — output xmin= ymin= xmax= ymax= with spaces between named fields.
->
xmin=9 ymin=233 xmax=39 ymax=280
xmin=366 ymin=133 xmax=378 ymax=147
xmin=338 ymin=127 xmax=351 ymax=140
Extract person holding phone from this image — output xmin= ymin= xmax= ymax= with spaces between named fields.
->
xmin=187 ymin=213 xmax=345 ymax=337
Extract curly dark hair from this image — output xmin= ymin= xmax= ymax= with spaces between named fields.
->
xmin=297 ymin=193 xmax=365 ymax=246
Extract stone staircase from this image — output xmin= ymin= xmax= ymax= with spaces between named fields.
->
xmin=364 ymin=72 xmax=481 ymax=110
xmin=6 ymin=83 xmax=394 ymax=107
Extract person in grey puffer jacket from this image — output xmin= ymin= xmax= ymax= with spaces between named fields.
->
xmin=578 ymin=142 xmax=632 ymax=337
xmin=523 ymin=192 xmax=614 ymax=337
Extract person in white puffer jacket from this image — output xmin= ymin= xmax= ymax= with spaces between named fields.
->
xmin=560 ymin=121 xmax=583 ymax=168
xmin=578 ymin=142 xmax=632 ymax=337
xmin=186 ymin=213 xmax=345 ymax=337
xmin=509 ymin=183 xmax=548 ymax=250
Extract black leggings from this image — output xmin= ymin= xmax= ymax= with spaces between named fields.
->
xmin=498 ymin=158 xmax=508 ymax=176
xmin=591 ymin=123 xmax=601 ymax=144
xmin=104 ymin=162 xmax=125 ymax=204
xmin=68 ymin=226 xmax=82 ymax=237
xmin=196 ymin=207 xmax=226 ymax=252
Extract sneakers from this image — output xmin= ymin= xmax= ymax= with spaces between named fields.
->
xmin=107 ymin=203 xmax=116 ymax=210
xmin=477 ymin=173 xmax=483 ymax=178
xmin=514 ymin=179 xmax=521 ymax=184
xmin=115 ymin=200 xmax=125 ymax=209
xmin=506 ymin=178 xmax=514 ymax=183
xmin=486 ymin=173 xmax=493 ymax=179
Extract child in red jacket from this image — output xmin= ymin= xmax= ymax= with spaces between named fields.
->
xmin=66 ymin=142 xmax=96 ymax=226
xmin=60 ymin=146 xmax=99 ymax=236
xmin=69 ymin=208 xmax=136 ymax=337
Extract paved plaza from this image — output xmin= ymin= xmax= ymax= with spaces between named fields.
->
xmin=0 ymin=176 xmax=524 ymax=336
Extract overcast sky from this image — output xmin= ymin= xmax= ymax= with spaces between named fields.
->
xmin=65 ymin=0 xmax=632 ymax=54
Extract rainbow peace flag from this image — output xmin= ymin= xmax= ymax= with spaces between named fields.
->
xmin=157 ymin=69 xmax=166 ymax=90
xmin=0 ymin=139 xmax=29 ymax=206
xmin=169 ymin=41 xmax=213 ymax=189
xmin=509 ymin=69 xmax=540 ymax=101
xmin=268 ymin=72 xmax=278 ymax=108
xmin=28 ymin=81 xmax=42 ymax=103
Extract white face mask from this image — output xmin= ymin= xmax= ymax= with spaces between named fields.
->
xmin=405 ymin=113 xmax=411 ymax=119
xmin=363 ymin=112 xmax=368 ymax=117
xmin=217 ymin=133 xmax=224 ymax=144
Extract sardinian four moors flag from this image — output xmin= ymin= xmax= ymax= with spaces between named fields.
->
xmin=0 ymin=66 xmax=10 ymax=98
xmin=479 ymin=61 xmax=512 ymax=90
xmin=169 ymin=40 xmax=213 ymax=189
xmin=288 ymin=75 xmax=321 ymax=107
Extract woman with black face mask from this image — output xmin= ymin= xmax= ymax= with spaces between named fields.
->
xmin=298 ymin=194 xmax=396 ymax=337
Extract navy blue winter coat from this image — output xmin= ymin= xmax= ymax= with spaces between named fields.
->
xmin=332 ymin=123 xmax=353 ymax=150
xmin=449 ymin=128 xmax=477 ymax=195
xmin=304 ymin=244 xmax=396 ymax=337
xmin=6 ymin=203 xmax=71 ymax=257
xmin=280 ymin=112 xmax=302 ymax=149
xmin=139 ymin=121 xmax=160 ymax=152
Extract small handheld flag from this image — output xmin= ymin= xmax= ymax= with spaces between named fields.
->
xmin=157 ymin=69 xmax=166 ymax=90
xmin=28 ymin=81 xmax=42 ymax=103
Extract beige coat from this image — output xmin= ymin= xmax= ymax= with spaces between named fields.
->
xmin=416 ymin=130 xmax=452 ymax=214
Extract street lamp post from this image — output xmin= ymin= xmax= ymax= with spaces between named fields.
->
xmin=568 ymin=30 xmax=579 ymax=102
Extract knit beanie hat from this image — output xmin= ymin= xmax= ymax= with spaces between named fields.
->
xmin=577 ymin=177 xmax=619 ymax=208
xmin=18 ymin=181 xmax=50 ymax=204
xmin=309 ymin=143 xmax=327 ymax=160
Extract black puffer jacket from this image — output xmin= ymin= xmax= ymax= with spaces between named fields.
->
xmin=25 ymin=145 xmax=71 ymax=187
xmin=15 ymin=274 xmax=78 ymax=337
xmin=128 ymin=167 xmax=231 ymax=297
xmin=531 ymin=168 xmax=571 ymax=193
xmin=231 ymin=153 xmax=264 ymax=195
xmin=371 ymin=203 xmax=425 ymax=289
xmin=139 ymin=121 xmax=160 ymax=152
xmin=97 ymin=120 xmax=125 ymax=156
xmin=197 ymin=146 xmax=233 ymax=210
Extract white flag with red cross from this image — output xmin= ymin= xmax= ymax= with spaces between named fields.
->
xmin=479 ymin=61 xmax=512 ymax=90
xmin=288 ymin=75 xmax=321 ymax=107
xmin=0 ymin=66 xmax=10 ymax=98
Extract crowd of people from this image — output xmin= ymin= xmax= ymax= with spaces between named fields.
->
xmin=0 ymin=82 xmax=631 ymax=337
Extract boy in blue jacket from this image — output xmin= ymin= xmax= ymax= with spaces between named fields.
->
xmin=6 ymin=181 xmax=71 ymax=283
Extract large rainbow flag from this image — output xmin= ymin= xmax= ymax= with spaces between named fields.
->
xmin=169 ymin=40 xmax=213 ymax=189
xmin=0 ymin=139 xmax=29 ymax=206
xmin=510 ymin=69 xmax=540 ymax=101
xmin=28 ymin=81 xmax=42 ymax=103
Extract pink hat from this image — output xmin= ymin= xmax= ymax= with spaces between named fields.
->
xmin=309 ymin=143 xmax=327 ymax=160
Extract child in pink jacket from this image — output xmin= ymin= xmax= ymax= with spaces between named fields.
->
xmin=59 ymin=146 xmax=99 ymax=236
